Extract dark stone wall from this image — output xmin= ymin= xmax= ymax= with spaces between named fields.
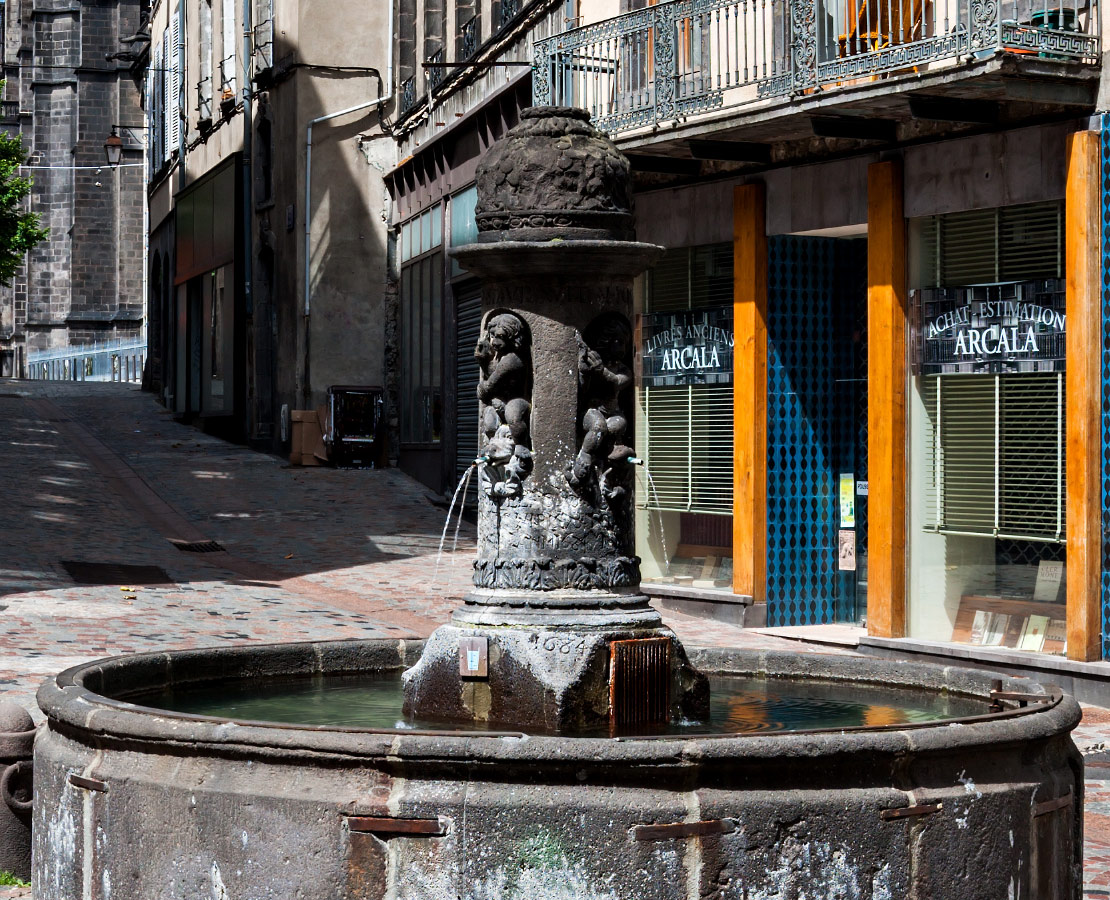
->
xmin=0 ymin=0 xmax=146 ymax=370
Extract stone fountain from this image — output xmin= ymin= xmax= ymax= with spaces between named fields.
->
xmin=402 ymin=107 xmax=707 ymax=732
xmin=29 ymin=109 xmax=1083 ymax=900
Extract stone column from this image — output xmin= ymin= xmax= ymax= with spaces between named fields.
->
xmin=402 ymin=108 xmax=707 ymax=732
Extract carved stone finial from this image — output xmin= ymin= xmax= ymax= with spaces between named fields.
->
xmin=474 ymin=106 xmax=634 ymax=242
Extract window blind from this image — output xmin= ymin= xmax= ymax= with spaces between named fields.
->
xmin=640 ymin=384 xmax=733 ymax=514
xmin=917 ymin=201 xmax=1063 ymax=288
xmin=923 ymin=373 xmax=1064 ymax=541
xmin=455 ymin=290 xmax=482 ymax=482
xmin=639 ymin=243 xmax=734 ymax=515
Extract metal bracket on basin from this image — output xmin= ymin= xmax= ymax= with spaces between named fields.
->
xmin=879 ymin=802 xmax=942 ymax=821
xmin=345 ymin=816 xmax=447 ymax=837
xmin=1033 ymin=789 xmax=1072 ymax=817
xmin=990 ymin=690 xmax=1055 ymax=709
xmin=68 ymin=774 xmax=108 ymax=793
xmin=633 ymin=819 xmax=734 ymax=840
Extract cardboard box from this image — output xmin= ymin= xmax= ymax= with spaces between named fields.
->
xmin=290 ymin=409 xmax=324 ymax=466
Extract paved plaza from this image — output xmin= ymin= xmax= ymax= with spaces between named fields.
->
xmin=2 ymin=380 xmax=1109 ymax=896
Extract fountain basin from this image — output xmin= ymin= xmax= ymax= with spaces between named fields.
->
xmin=33 ymin=640 xmax=1082 ymax=899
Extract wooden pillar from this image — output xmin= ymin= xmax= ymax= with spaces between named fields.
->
xmin=1065 ymin=130 xmax=1101 ymax=662
xmin=733 ymin=183 xmax=767 ymax=603
xmin=866 ymin=160 xmax=907 ymax=638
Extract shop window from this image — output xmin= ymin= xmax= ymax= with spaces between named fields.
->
xmin=908 ymin=202 xmax=1066 ymax=654
xmin=636 ymin=244 xmax=734 ymax=592
xmin=400 ymin=207 xmax=444 ymax=444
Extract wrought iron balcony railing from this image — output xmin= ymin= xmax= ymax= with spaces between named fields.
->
xmin=499 ymin=0 xmax=523 ymax=31
xmin=534 ymin=0 xmax=1099 ymax=136
xmin=400 ymin=75 xmax=417 ymax=115
xmin=427 ymin=48 xmax=446 ymax=90
xmin=462 ymin=16 xmax=480 ymax=58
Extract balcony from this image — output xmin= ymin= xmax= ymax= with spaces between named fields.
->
xmin=462 ymin=15 xmax=480 ymax=58
xmin=499 ymin=0 xmax=523 ymax=31
xmin=427 ymin=48 xmax=446 ymax=90
xmin=400 ymin=75 xmax=418 ymax=116
xmin=533 ymin=0 xmax=1100 ymax=147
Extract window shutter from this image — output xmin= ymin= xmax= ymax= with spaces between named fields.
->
xmin=940 ymin=207 xmax=999 ymax=286
xmin=151 ymin=42 xmax=164 ymax=169
xmin=917 ymin=201 xmax=1063 ymax=288
xmin=455 ymin=291 xmax=482 ymax=482
xmin=170 ymin=9 xmax=181 ymax=151
xmin=924 ymin=372 xmax=1064 ymax=541
xmin=161 ymin=31 xmax=172 ymax=159
xmin=146 ymin=60 xmax=156 ymax=175
xmin=998 ymin=202 xmax=1062 ymax=283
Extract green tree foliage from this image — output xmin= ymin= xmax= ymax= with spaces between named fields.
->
xmin=0 ymin=125 xmax=47 ymax=286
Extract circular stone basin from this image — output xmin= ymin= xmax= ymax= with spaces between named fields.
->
xmin=120 ymin=671 xmax=987 ymax=736
xmin=33 ymin=640 xmax=1082 ymax=899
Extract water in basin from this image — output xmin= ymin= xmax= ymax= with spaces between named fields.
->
xmin=123 ymin=672 xmax=987 ymax=736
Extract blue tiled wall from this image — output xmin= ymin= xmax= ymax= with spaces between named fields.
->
xmin=766 ymin=236 xmax=866 ymax=626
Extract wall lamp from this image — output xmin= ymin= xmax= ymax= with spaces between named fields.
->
xmin=103 ymin=125 xmax=146 ymax=167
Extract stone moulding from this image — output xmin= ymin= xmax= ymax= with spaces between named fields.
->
xmin=472 ymin=554 xmax=640 ymax=591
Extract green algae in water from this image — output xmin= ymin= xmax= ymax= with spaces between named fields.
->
xmin=123 ymin=672 xmax=987 ymax=736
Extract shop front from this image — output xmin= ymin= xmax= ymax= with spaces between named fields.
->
xmin=635 ymin=244 xmax=736 ymax=596
xmin=171 ymin=157 xmax=242 ymax=427
xmin=907 ymin=202 xmax=1068 ymax=656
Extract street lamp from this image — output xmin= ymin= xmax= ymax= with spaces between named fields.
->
xmin=103 ymin=129 xmax=123 ymax=167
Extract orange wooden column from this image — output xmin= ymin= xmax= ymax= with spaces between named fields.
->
xmin=1065 ymin=130 xmax=1101 ymax=662
xmin=732 ymin=183 xmax=767 ymax=603
xmin=866 ymin=160 xmax=907 ymax=638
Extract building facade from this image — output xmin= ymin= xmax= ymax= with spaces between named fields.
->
xmin=388 ymin=0 xmax=1110 ymax=664
xmin=0 ymin=0 xmax=148 ymax=380
xmin=536 ymin=0 xmax=1109 ymax=662
xmin=145 ymin=0 xmax=392 ymax=448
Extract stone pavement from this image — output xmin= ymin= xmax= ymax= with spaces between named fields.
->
xmin=1 ymin=380 xmax=1109 ymax=895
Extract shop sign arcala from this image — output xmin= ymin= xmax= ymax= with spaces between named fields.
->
xmin=912 ymin=281 xmax=1065 ymax=375
xmin=640 ymin=306 xmax=734 ymax=387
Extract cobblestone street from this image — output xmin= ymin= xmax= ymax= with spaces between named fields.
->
xmin=2 ymin=380 xmax=1109 ymax=895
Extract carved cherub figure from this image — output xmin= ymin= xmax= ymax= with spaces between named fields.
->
xmin=475 ymin=312 xmax=532 ymax=496
xmin=571 ymin=313 xmax=634 ymax=499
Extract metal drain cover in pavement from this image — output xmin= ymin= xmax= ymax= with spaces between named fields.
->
xmin=169 ymin=539 xmax=225 ymax=553
xmin=62 ymin=561 xmax=174 ymax=585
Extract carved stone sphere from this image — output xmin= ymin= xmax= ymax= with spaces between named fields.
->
xmin=474 ymin=106 xmax=634 ymax=242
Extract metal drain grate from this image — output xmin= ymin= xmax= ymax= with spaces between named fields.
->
xmin=62 ymin=561 xmax=174 ymax=586
xmin=169 ymin=539 xmax=225 ymax=553
xmin=609 ymin=637 xmax=671 ymax=729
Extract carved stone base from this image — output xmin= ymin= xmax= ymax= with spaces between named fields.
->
xmin=402 ymin=623 xmax=709 ymax=733
xmin=454 ymin=588 xmax=662 ymax=628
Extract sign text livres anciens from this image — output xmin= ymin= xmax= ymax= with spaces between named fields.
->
xmin=640 ymin=307 xmax=734 ymax=387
